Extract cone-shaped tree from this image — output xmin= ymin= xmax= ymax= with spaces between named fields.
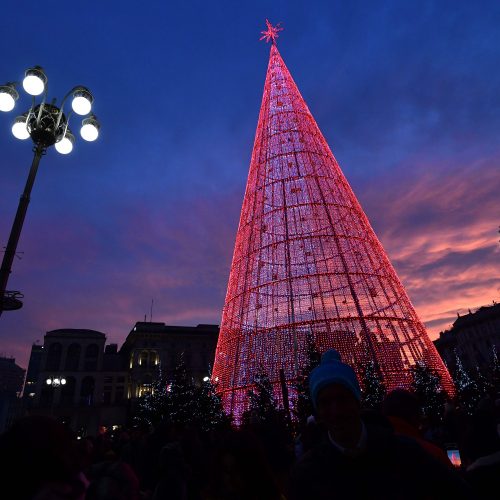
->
xmin=212 ymin=22 xmax=454 ymax=422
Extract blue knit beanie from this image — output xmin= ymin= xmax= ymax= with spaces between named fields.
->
xmin=309 ymin=349 xmax=361 ymax=408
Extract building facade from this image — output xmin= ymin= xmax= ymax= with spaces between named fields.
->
xmin=434 ymin=303 xmax=500 ymax=372
xmin=23 ymin=344 xmax=43 ymax=402
xmin=27 ymin=329 xmax=128 ymax=436
xmin=120 ymin=322 xmax=219 ymax=399
xmin=0 ymin=357 xmax=25 ymax=432
xmin=24 ymin=322 xmax=219 ymax=435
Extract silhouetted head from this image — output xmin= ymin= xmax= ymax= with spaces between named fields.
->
xmin=309 ymin=349 xmax=361 ymax=409
xmin=382 ymin=389 xmax=421 ymax=427
xmin=0 ymin=415 xmax=85 ymax=499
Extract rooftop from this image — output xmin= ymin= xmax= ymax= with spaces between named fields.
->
xmin=46 ymin=329 xmax=106 ymax=339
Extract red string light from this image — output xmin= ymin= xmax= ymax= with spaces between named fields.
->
xmin=212 ymin=35 xmax=454 ymax=422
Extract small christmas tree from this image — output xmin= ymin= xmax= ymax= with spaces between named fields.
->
xmin=194 ymin=378 xmax=231 ymax=432
xmin=294 ymin=332 xmax=321 ymax=425
xmin=135 ymin=367 xmax=170 ymax=427
xmin=452 ymin=353 xmax=481 ymax=415
xmin=244 ymin=367 xmax=279 ymax=425
xmin=473 ymin=366 xmax=493 ymax=399
xmin=489 ymin=345 xmax=500 ymax=395
xmin=360 ymin=359 xmax=387 ymax=411
xmin=410 ymin=360 xmax=446 ymax=425
xmin=165 ymin=355 xmax=199 ymax=425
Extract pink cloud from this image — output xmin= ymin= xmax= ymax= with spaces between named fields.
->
xmin=358 ymin=153 xmax=499 ymax=338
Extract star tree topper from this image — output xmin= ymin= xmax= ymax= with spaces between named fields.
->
xmin=260 ymin=19 xmax=283 ymax=44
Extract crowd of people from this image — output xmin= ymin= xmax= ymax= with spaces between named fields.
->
xmin=1 ymin=349 xmax=499 ymax=499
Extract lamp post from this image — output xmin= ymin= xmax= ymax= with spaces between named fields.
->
xmin=45 ymin=375 xmax=67 ymax=417
xmin=0 ymin=66 xmax=100 ymax=315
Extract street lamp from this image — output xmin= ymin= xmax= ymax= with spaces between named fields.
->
xmin=46 ymin=376 xmax=67 ymax=387
xmin=46 ymin=376 xmax=67 ymax=417
xmin=0 ymin=66 xmax=100 ymax=314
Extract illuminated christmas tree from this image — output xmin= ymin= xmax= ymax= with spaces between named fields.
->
xmin=243 ymin=367 xmax=279 ymax=425
xmin=410 ymin=360 xmax=446 ymax=425
xmin=136 ymin=367 xmax=169 ymax=426
xmin=360 ymin=360 xmax=387 ymax=411
xmin=452 ymin=353 xmax=481 ymax=415
xmin=212 ymin=21 xmax=454 ymax=421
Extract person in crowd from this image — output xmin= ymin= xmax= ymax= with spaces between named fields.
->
xmin=151 ymin=441 xmax=190 ymax=500
xmin=86 ymin=460 xmax=140 ymax=500
xmin=287 ymin=350 xmax=474 ymax=499
xmin=441 ymin=398 xmax=470 ymax=459
xmin=203 ymin=428 xmax=284 ymax=500
xmin=382 ymin=388 xmax=451 ymax=466
xmin=294 ymin=415 xmax=323 ymax=460
xmin=0 ymin=415 xmax=88 ymax=500
xmin=463 ymin=395 xmax=500 ymax=497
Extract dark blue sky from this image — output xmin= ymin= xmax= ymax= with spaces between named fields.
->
xmin=1 ymin=1 xmax=499 ymax=368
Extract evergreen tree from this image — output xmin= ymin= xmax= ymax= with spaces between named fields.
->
xmin=410 ymin=360 xmax=446 ymax=425
xmin=489 ymin=345 xmax=500 ymax=395
xmin=360 ymin=359 xmax=387 ymax=411
xmin=134 ymin=356 xmax=232 ymax=432
xmin=244 ymin=367 xmax=279 ymax=425
xmin=193 ymin=378 xmax=231 ymax=432
xmin=165 ymin=355 xmax=198 ymax=425
xmin=452 ymin=353 xmax=481 ymax=415
xmin=473 ymin=366 xmax=493 ymax=400
xmin=294 ymin=333 xmax=321 ymax=425
xmin=135 ymin=367 xmax=170 ymax=427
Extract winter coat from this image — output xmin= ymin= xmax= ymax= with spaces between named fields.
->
xmin=288 ymin=424 xmax=473 ymax=500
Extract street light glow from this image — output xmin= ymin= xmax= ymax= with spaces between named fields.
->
xmin=0 ymin=85 xmax=18 ymax=112
xmin=0 ymin=93 xmax=15 ymax=112
xmin=71 ymin=87 xmax=93 ymax=115
xmin=46 ymin=378 xmax=52 ymax=385
xmin=80 ymin=116 xmax=100 ymax=141
xmin=55 ymin=131 xmax=75 ymax=154
xmin=12 ymin=116 xmax=29 ymax=140
xmin=22 ymin=67 xmax=47 ymax=96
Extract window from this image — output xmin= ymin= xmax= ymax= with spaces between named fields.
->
xmin=117 ymin=376 xmax=125 ymax=383
xmin=139 ymin=351 xmax=148 ymax=367
xmin=115 ymin=387 xmax=125 ymax=402
xmin=80 ymin=376 xmax=95 ymax=406
xmin=103 ymin=390 xmax=112 ymax=404
xmin=65 ymin=344 xmax=81 ymax=371
xmin=60 ymin=377 xmax=76 ymax=406
xmin=104 ymin=376 xmax=113 ymax=384
xmin=84 ymin=344 xmax=99 ymax=371
xmin=46 ymin=343 xmax=62 ymax=371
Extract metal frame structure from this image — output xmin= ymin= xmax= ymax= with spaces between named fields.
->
xmin=212 ymin=23 xmax=454 ymax=421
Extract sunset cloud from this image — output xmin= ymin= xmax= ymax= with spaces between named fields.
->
xmin=358 ymin=154 xmax=499 ymax=337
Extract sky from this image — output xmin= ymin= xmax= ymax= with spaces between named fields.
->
xmin=0 ymin=1 xmax=498 ymax=369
